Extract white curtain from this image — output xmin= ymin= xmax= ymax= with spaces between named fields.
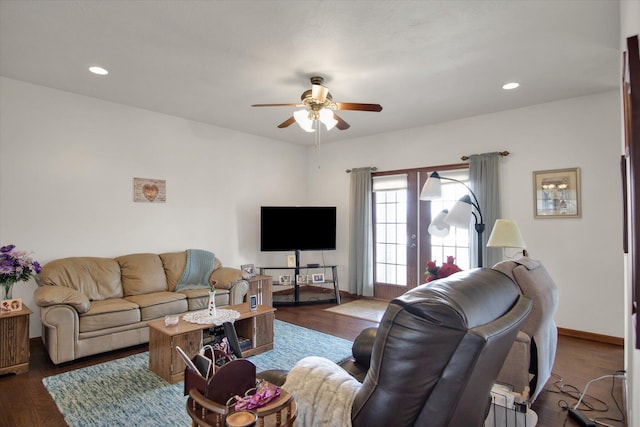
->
xmin=469 ymin=152 xmax=502 ymax=268
xmin=348 ymin=168 xmax=373 ymax=296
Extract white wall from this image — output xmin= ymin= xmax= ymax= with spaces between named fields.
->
xmin=308 ymin=90 xmax=623 ymax=338
xmin=0 ymin=77 xmax=625 ymax=343
xmin=0 ymin=77 xmax=308 ymax=337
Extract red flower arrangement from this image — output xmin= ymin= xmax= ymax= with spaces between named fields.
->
xmin=425 ymin=256 xmax=462 ymax=282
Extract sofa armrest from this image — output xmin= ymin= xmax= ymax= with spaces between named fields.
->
xmin=34 ymin=285 xmax=90 ymax=313
xmin=283 ymin=356 xmax=361 ymax=426
xmin=227 ymin=280 xmax=248 ymax=305
xmin=40 ymin=304 xmax=80 ymax=364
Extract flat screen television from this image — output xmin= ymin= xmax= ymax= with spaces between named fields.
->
xmin=260 ymin=206 xmax=337 ymax=252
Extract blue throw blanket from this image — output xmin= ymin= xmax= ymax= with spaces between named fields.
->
xmin=175 ymin=249 xmax=216 ymax=291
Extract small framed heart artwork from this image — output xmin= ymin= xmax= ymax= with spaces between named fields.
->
xmin=133 ymin=177 xmax=166 ymax=203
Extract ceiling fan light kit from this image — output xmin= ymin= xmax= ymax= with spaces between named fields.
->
xmin=252 ymin=76 xmax=383 ymax=134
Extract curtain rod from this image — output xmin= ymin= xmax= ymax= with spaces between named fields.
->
xmin=346 ymin=167 xmax=378 ymax=173
xmin=460 ymin=151 xmax=510 ymax=161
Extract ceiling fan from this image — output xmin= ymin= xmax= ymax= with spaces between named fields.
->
xmin=251 ymin=76 xmax=383 ymax=132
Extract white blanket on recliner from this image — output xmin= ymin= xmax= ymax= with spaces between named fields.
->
xmin=282 ymin=356 xmax=362 ymax=427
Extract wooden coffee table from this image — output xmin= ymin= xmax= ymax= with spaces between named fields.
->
xmin=148 ymin=303 xmax=275 ymax=383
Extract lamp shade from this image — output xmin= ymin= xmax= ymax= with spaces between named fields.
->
xmin=444 ymin=195 xmax=473 ymax=229
xmin=419 ymin=172 xmax=442 ymax=200
xmin=294 ymin=109 xmax=315 ymax=132
xmin=319 ymin=108 xmax=338 ymax=130
xmin=428 ymin=209 xmax=450 ymax=237
xmin=487 ymin=219 xmax=527 ymax=248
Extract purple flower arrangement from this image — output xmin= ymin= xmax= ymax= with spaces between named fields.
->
xmin=0 ymin=245 xmax=41 ymax=298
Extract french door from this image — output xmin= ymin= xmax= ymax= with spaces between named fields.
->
xmin=372 ymin=165 xmax=469 ymax=299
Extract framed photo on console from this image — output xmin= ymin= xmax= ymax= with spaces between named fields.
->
xmin=296 ymin=275 xmax=308 ymax=284
xmin=311 ymin=273 xmax=325 ymax=284
xmin=241 ymin=264 xmax=256 ymax=278
xmin=279 ymin=275 xmax=292 ymax=285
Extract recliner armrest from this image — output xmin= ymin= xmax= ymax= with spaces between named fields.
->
xmin=352 ymin=327 xmax=377 ymax=367
xmin=339 ymin=327 xmax=378 ymax=382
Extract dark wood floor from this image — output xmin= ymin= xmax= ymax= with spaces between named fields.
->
xmin=0 ymin=296 xmax=626 ymax=427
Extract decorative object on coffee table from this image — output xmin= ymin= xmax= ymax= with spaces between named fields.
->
xmin=208 ymin=289 xmax=217 ymax=316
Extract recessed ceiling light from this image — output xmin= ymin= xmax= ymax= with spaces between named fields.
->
xmin=502 ymin=82 xmax=520 ymax=90
xmin=89 ymin=66 xmax=108 ymax=76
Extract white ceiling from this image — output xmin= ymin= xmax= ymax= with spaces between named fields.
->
xmin=0 ymin=0 xmax=621 ymax=145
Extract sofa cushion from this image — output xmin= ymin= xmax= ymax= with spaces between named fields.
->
xmin=78 ymin=298 xmax=140 ymax=333
xmin=179 ymin=288 xmax=230 ymax=310
xmin=125 ymin=291 xmax=188 ymax=321
xmin=116 ymin=253 xmax=168 ymax=296
xmin=159 ymin=251 xmax=187 ymax=292
xmin=210 ymin=267 xmax=244 ymax=290
xmin=40 ymin=257 xmax=123 ymax=301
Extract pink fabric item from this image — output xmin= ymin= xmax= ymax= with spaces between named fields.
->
xmin=233 ymin=385 xmax=280 ymax=411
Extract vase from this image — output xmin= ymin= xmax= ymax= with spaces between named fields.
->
xmin=208 ymin=290 xmax=216 ymax=316
xmin=1 ymin=282 xmax=14 ymax=300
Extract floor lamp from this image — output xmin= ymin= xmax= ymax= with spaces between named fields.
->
xmin=420 ymin=171 xmax=485 ymax=268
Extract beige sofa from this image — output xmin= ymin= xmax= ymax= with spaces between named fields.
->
xmin=34 ymin=250 xmax=248 ymax=364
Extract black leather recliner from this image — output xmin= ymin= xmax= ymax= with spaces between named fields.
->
xmin=279 ymin=268 xmax=532 ymax=427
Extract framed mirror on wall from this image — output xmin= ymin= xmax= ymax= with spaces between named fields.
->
xmin=623 ymin=35 xmax=640 ymax=349
xmin=532 ymin=168 xmax=581 ymax=218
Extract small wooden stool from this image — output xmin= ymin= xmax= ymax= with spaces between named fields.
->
xmin=186 ymin=385 xmax=297 ymax=427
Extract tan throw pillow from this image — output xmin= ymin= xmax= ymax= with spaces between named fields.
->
xmin=210 ymin=267 xmax=244 ymax=290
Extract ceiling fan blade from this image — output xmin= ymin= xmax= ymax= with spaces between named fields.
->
xmin=252 ymin=103 xmax=299 ymax=107
xmin=312 ymin=84 xmax=329 ymax=102
xmin=334 ymin=113 xmax=350 ymax=130
xmin=335 ymin=102 xmax=383 ymax=112
xmin=277 ymin=116 xmax=296 ymax=128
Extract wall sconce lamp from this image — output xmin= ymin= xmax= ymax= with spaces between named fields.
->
xmin=486 ymin=219 xmax=528 ymax=258
xmin=420 ymin=171 xmax=486 ymax=267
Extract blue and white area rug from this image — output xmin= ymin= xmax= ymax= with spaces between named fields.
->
xmin=42 ymin=320 xmax=353 ymax=427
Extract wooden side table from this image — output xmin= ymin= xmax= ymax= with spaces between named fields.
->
xmin=0 ymin=304 xmax=32 ymax=375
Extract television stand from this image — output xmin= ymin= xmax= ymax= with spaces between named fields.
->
xmin=258 ymin=265 xmax=341 ymax=306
